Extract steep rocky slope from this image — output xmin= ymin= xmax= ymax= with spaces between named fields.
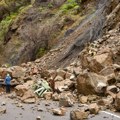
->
xmin=0 ymin=0 xmax=120 ymax=119
xmin=36 ymin=0 xmax=120 ymax=69
xmin=0 ymin=0 xmax=119 ymax=67
xmin=0 ymin=0 xmax=86 ymax=65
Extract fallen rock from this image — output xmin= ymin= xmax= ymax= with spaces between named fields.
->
xmin=94 ymin=51 xmax=113 ymax=66
xmin=36 ymin=116 xmax=41 ymax=120
xmin=57 ymin=69 xmax=66 ymax=79
xmin=106 ymin=85 xmax=119 ymax=94
xmin=77 ymin=72 xmax=107 ymax=95
xmin=80 ymin=54 xmax=104 ymax=73
xmin=11 ymin=66 xmax=26 ymax=78
xmin=105 ymin=74 xmax=116 ymax=85
xmin=1 ymin=101 xmax=6 ymax=106
xmin=99 ymin=66 xmax=115 ymax=76
xmin=15 ymin=81 xmax=34 ymax=97
xmin=70 ymin=109 xmax=89 ymax=120
xmin=64 ymin=79 xmax=75 ymax=89
xmin=54 ymin=75 xmax=64 ymax=81
xmin=21 ymin=90 xmax=36 ymax=104
xmin=59 ymin=93 xmax=74 ymax=107
xmin=23 ymin=98 xmax=36 ymax=104
xmin=15 ymin=85 xmax=28 ymax=97
xmin=106 ymin=91 xmax=117 ymax=99
xmin=116 ymin=83 xmax=120 ymax=88
xmin=37 ymin=107 xmax=44 ymax=112
xmin=52 ymin=93 xmax=60 ymax=101
xmin=115 ymin=92 xmax=120 ymax=111
xmin=48 ymin=70 xmax=57 ymax=79
xmin=52 ymin=107 xmax=66 ymax=116
xmin=55 ymin=79 xmax=73 ymax=92
xmin=0 ymin=68 xmax=12 ymax=79
xmin=0 ymin=107 xmax=6 ymax=114
xmin=89 ymin=103 xmax=99 ymax=114
xmin=88 ymin=95 xmax=99 ymax=102
xmin=79 ymin=96 xmax=88 ymax=104
xmin=70 ymin=74 xmax=75 ymax=81
xmin=65 ymin=72 xmax=72 ymax=79
xmin=97 ymin=95 xmax=113 ymax=106
xmin=43 ymin=92 xmax=53 ymax=100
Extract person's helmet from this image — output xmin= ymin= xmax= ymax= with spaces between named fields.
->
xmin=7 ymin=73 xmax=10 ymax=76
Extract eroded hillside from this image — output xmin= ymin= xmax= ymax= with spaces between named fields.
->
xmin=0 ymin=0 xmax=119 ymax=68
xmin=0 ymin=0 xmax=90 ymax=65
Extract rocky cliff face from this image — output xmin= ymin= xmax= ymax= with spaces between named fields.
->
xmin=0 ymin=0 xmax=119 ymax=68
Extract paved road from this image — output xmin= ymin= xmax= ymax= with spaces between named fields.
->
xmin=0 ymin=95 xmax=120 ymax=120
xmin=89 ymin=111 xmax=120 ymax=120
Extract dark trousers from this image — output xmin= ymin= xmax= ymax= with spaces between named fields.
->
xmin=6 ymin=84 xmax=10 ymax=93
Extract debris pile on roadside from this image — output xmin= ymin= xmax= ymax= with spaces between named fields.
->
xmin=0 ymin=27 xmax=119 ymax=119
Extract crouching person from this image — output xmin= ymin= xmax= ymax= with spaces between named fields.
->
xmin=5 ymin=73 xmax=11 ymax=93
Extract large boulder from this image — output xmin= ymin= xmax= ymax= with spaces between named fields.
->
xmin=77 ymin=72 xmax=107 ymax=95
xmin=0 ymin=67 xmax=12 ymax=79
xmin=80 ymin=54 xmax=104 ymax=73
xmin=15 ymin=81 xmax=33 ymax=97
xmin=10 ymin=66 xmax=26 ymax=78
xmin=21 ymin=90 xmax=36 ymax=103
xmin=93 ymin=51 xmax=113 ymax=67
xmin=59 ymin=93 xmax=74 ymax=107
xmin=15 ymin=85 xmax=28 ymax=97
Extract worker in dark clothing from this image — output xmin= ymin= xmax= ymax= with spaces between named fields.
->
xmin=5 ymin=73 xmax=11 ymax=93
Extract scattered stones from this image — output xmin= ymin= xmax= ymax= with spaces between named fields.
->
xmin=59 ymin=93 xmax=74 ymax=107
xmin=37 ymin=107 xmax=44 ymax=112
xmin=79 ymin=96 xmax=88 ymax=104
xmin=36 ymin=116 xmax=41 ymax=120
xmin=70 ymin=109 xmax=89 ymax=120
xmin=0 ymin=107 xmax=6 ymax=114
xmin=1 ymin=101 xmax=6 ymax=106
xmin=88 ymin=103 xmax=99 ymax=114
xmin=52 ymin=107 xmax=66 ymax=116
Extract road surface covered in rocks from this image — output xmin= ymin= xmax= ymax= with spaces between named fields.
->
xmin=0 ymin=95 xmax=120 ymax=120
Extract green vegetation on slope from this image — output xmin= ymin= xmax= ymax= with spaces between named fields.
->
xmin=0 ymin=4 xmax=32 ymax=42
xmin=36 ymin=48 xmax=48 ymax=58
xmin=60 ymin=0 xmax=80 ymax=13
xmin=0 ymin=12 xmax=17 ymax=41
